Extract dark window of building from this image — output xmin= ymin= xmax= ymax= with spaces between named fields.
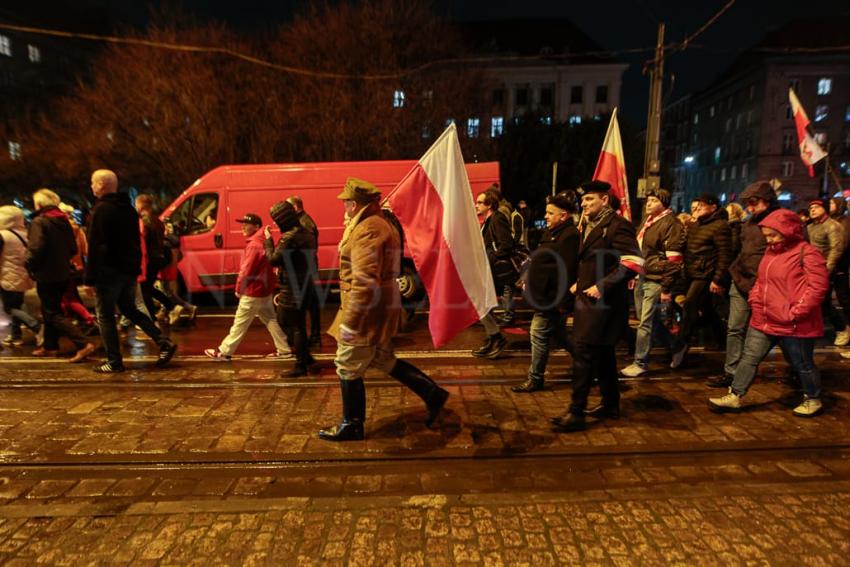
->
xmin=515 ymin=86 xmax=529 ymax=107
xmin=540 ymin=85 xmax=554 ymax=108
xmin=570 ymin=85 xmax=583 ymax=104
xmin=595 ymin=85 xmax=608 ymax=104
xmin=492 ymin=89 xmax=504 ymax=106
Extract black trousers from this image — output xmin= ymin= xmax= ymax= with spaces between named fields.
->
xmin=278 ymin=305 xmax=310 ymax=365
xmin=830 ymin=271 xmax=850 ymax=327
xmin=679 ymin=279 xmax=725 ymax=347
xmin=36 ymin=281 xmax=87 ymax=350
xmin=569 ymin=342 xmax=618 ymax=413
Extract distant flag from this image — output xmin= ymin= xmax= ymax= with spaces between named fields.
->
xmin=593 ymin=107 xmax=632 ymax=220
xmin=789 ymin=88 xmax=828 ymax=177
xmin=386 ymin=124 xmax=498 ymax=348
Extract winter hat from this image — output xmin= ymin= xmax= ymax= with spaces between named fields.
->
xmin=269 ymin=201 xmax=299 ymax=231
xmin=547 ymin=190 xmax=577 ymax=213
xmin=741 ymin=180 xmax=776 ymax=203
xmin=696 ymin=193 xmax=720 ymax=207
xmin=646 ymin=188 xmax=672 ymax=208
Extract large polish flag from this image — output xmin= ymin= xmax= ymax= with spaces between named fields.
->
xmin=593 ymin=107 xmax=632 ymax=220
xmin=789 ymin=88 xmax=827 ymax=177
xmin=386 ymin=124 xmax=497 ymax=348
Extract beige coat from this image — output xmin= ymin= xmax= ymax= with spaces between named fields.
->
xmin=328 ymin=203 xmax=402 ymax=346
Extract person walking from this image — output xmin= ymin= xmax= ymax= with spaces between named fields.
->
xmin=318 ymin=178 xmax=448 ymax=441
xmin=26 ymin=189 xmax=96 ymax=363
xmin=709 ymin=209 xmax=829 ymax=417
xmin=471 ymin=189 xmax=511 ymax=358
xmin=670 ymin=193 xmax=732 ymax=369
xmin=265 ymin=201 xmax=318 ymax=377
xmin=829 ymin=197 xmax=850 ymax=346
xmin=286 ymin=195 xmax=322 ymax=346
xmin=620 ymin=188 xmax=684 ymax=377
xmin=86 ymin=170 xmax=176 ymax=373
xmin=0 ymin=205 xmax=42 ymax=347
xmin=551 ymin=181 xmax=643 ymax=432
xmin=807 ymin=198 xmax=848 ymax=345
xmin=204 ymin=213 xmax=291 ymax=361
xmin=706 ymin=181 xmax=780 ymax=388
xmin=511 ymin=191 xmax=579 ymax=393
xmin=58 ymin=203 xmax=97 ymax=333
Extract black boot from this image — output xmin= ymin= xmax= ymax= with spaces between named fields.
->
xmin=389 ymin=360 xmax=449 ymax=427
xmin=511 ymin=378 xmax=544 ymax=393
xmin=318 ymin=379 xmax=366 ymax=441
xmin=472 ymin=333 xmax=507 ymax=358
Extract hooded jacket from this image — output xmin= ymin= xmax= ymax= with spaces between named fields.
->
xmin=684 ymin=207 xmax=732 ymax=286
xmin=236 ymin=229 xmax=275 ymax=298
xmin=748 ymin=209 xmax=828 ymax=338
xmin=0 ymin=206 xmax=33 ymax=292
xmin=26 ymin=205 xmax=77 ymax=284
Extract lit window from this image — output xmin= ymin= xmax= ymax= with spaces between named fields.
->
xmin=27 ymin=44 xmax=39 ymax=63
xmin=714 ymin=146 xmax=721 ymax=164
xmin=782 ymin=133 xmax=794 ymax=154
xmin=735 ymin=114 xmax=742 ymax=129
xmin=392 ymin=90 xmax=405 ymax=108
xmin=814 ymin=105 xmax=828 ymax=122
xmin=730 ymin=165 xmax=737 ymax=180
xmin=817 ymin=78 xmax=832 ymax=95
xmin=540 ymin=115 xmax=552 ymax=126
xmin=721 ymin=167 xmax=726 ymax=181
xmin=491 ymin=117 xmax=504 ymax=137
xmin=693 ymin=113 xmax=699 ymax=125
xmin=725 ymin=118 xmax=732 ymax=133
xmin=0 ymin=35 xmax=10 ymax=57
xmin=709 ymin=105 xmax=715 ymax=118
xmin=568 ymin=115 xmax=581 ymax=126
xmin=466 ymin=118 xmax=479 ymax=138
xmin=741 ymin=163 xmax=749 ymax=179
xmin=421 ymin=126 xmax=431 ymax=139
xmin=782 ymin=161 xmax=794 ymax=177
xmin=8 ymin=141 xmax=21 ymax=161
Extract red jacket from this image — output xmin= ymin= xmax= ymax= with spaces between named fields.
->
xmin=235 ymin=230 xmax=275 ymax=298
xmin=749 ymin=209 xmax=828 ymax=338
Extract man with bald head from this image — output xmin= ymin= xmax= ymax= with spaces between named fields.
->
xmin=86 ymin=169 xmax=177 ymax=373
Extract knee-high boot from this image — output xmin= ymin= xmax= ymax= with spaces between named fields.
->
xmin=318 ymin=378 xmax=366 ymax=441
xmin=389 ymin=359 xmax=449 ymax=427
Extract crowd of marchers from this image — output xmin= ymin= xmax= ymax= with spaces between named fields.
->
xmin=1 ymin=171 xmax=848 ymax=439
xmin=472 ymin=180 xmax=850 ymax=428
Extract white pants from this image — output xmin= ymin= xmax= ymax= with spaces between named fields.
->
xmin=218 ymin=294 xmax=290 ymax=356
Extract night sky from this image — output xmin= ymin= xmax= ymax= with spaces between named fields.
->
xmin=6 ymin=0 xmax=850 ymax=125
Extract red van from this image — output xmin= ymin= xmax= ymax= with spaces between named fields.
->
xmin=161 ymin=160 xmax=500 ymax=295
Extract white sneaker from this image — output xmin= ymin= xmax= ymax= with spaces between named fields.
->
xmin=670 ymin=344 xmax=689 ymax=369
xmin=621 ymin=363 xmax=648 ymax=377
xmin=204 ymin=348 xmax=232 ymax=362
xmin=35 ymin=326 xmax=44 ymax=347
xmin=792 ymin=396 xmax=823 ymax=418
xmin=168 ymin=305 xmax=184 ymax=326
xmin=834 ymin=327 xmax=850 ymax=347
xmin=265 ymin=350 xmax=293 ymax=360
xmin=708 ymin=389 xmax=744 ymax=412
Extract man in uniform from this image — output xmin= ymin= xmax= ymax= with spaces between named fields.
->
xmin=551 ymin=181 xmax=644 ymax=432
xmin=319 ymin=178 xmax=449 ymax=441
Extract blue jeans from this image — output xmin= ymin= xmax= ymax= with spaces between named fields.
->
xmin=527 ymin=310 xmax=572 ymax=383
xmin=1 ymin=289 xmax=40 ymax=339
xmin=724 ymin=283 xmax=751 ymax=377
xmin=95 ymin=269 xmax=164 ymax=366
xmin=633 ymin=278 xmax=672 ymax=366
xmin=731 ymin=327 xmax=821 ymax=399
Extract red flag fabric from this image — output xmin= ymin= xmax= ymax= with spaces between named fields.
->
xmin=593 ymin=107 xmax=632 ymax=221
xmin=386 ymin=124 xmax=498 ymax=348
xmin=789 ymin=88 xmax=827 ymax=177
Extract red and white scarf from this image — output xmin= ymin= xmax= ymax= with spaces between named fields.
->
xmin=637 ymin=208 xmax=672 ymax=247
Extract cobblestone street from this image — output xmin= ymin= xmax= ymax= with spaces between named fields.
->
xmin=0 ymin=312 xmax=848 ymax=564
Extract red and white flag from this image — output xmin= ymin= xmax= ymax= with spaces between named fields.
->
xmin=789 ymin=88 xmax=827 ymax=177
xmin=387 ymin=124 xmax=498 ymax=348
xmin=593 ymin=107 xmax=632 ymax=220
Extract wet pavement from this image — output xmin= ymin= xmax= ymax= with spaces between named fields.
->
xmin=0 ymin=306 xmax=849 ymax=564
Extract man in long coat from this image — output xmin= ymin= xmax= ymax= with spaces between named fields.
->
xmin=552 ymin=181 xmax=644 ymax=432
xmin=319 ymin=178 xmax=449 ymax=441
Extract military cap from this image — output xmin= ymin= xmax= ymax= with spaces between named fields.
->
xmin=337 ymin=177 xmax=381 ymax=203
xmin=577 ymin=180 xmax=611 ymax=196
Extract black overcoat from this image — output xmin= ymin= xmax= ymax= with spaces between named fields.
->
xmin=572 ymin=211 xmax=642 ymax=346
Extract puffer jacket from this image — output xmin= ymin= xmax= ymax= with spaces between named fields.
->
xmin=830 ymin=198 xmax=850 ymax=271
xmin=749 ymin=209 xmax=828 ymax=338
xmin=728 ymin=203 xmax=780 ymax=294
xmin=26 ymin=205 xmax=77 ymax=284
xmin=265 ymin=225 xmax=318 ymax=310
xmin=807 ymin=215 xmax=845 ymax=273
xmin=684 ymin=207 xmax=732 ymax=286
xmin=0 ymin=206 xmax=33 ymax=292
xmin=639 ymin=211 xmax=684 ymax=293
